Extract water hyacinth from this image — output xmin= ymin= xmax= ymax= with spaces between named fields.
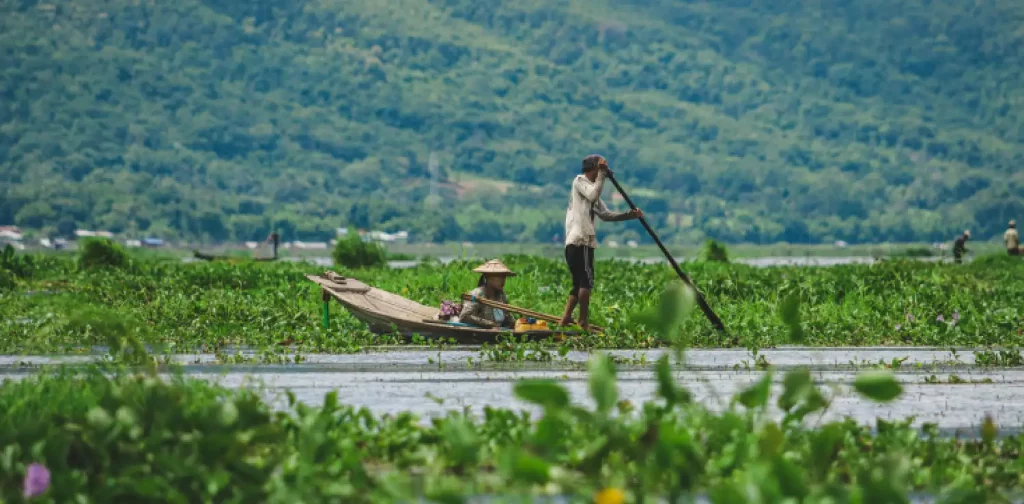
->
xmin=937 ymin=314 xmax=945 ymax=323
xmin=23 ymin=463 xmax=50 ymax=498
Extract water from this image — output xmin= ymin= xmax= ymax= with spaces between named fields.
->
xmin=2 ymin=347 xmax=1020 ymax=436
xmin=283 ymin=256 xmax=947 ymax=269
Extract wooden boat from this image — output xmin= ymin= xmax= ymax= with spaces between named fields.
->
xmin=307 ymin=271 xmax=576 ymax=344
xmin=193 ymin=250 xmax=277 ymax=262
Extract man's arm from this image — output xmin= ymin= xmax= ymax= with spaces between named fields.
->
xmin=593 ymin=198 xmax=632 ymax=222
xmin=574 ymin=172 xmax=607 ymax=203
xmin=594 ymin=198 xmax=643 ymax=222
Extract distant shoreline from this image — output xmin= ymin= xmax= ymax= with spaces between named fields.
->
xmin=9 ymin=240 xmax=1004 ymax=262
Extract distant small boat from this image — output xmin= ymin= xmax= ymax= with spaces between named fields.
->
xmin=193 ymin=250 xmax=277 ymax=262
xmin=307 ymin=271 xmax=574 ymax=343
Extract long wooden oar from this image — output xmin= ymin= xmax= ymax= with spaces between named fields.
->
xmin=606 ymin=172 xmax=727 ymax=333
xmin=460 ymin=293 xmax=605 ymax=333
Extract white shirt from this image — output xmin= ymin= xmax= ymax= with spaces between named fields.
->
xmin=564 ymin=173 xmax=630 ymax=248
xmin=1006 ymin=228 xmax=1020 ymax=250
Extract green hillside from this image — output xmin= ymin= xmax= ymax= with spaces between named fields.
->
xmin=2 ymin=0 xmax=1023 ymax=244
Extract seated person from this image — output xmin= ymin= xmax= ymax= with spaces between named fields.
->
xmin=458 ymin=259 xmax=516 ymax=329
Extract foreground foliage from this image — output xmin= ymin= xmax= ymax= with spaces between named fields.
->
xmin=0 ymin=359 xmax=1021 ymax=503
xmin=1 ymin=251 xmax=1023 ymax=354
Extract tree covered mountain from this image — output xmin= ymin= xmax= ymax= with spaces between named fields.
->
xmin=2 ymin=0 xmax=1023 ymax=244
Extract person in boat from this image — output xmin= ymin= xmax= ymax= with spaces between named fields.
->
xmin=1005 ymin=220 xmax=1020 ymax=256
xmin=952 ymin=230 xmax=970 ymax=264
xmin=458 ymin=259 xmax=516 ymax=329
xmin=560 ymin=154 xmax=642 ymax=331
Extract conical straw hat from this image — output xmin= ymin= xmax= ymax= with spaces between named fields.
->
xmin=473 ymin=259 xmax=516 ymax=276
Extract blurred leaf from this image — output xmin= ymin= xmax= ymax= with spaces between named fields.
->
xmin=514 ymin=380 xmax=570 ymax=410
xmin=656 ymin=355 xmax=691 ymax=406
xmin=737 ymin=372 xmax=772 ymax=410
xmin=631 ymin=281 xmax=695 ymax=343
xmin=779 ymin=293 xmax=805 ymax=344
xmin=981 ymin=414 xmax=998 ymax=445
xmin=778 ymin=367 xmax=813 ymax=412
xmin=505 ymin=451 xmax=550 ymax=485
xmin=854 ymin=370 xmax=903 ymax=402
xmin=589 ymin=354 xmax=618 ymax=416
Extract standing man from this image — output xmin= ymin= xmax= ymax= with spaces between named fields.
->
xmin=1006 ymin=220 xmax=1020 ymax=256
xmin=953 ymin=230 xmax=970 ymax=264
xmin=265 ymin=230 xmax=280 ymax=259
xmin=559 ymin=154 xmax=643 ymax=331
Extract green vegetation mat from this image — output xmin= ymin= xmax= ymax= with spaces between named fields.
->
xmin=2 ymin=248 xmax=1023 ymax=354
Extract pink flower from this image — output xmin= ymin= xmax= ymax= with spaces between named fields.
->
xmin=936 ymin=314 xmax=945 ymax=323
xmin=23 ymin=463 xmax=50 ymax=498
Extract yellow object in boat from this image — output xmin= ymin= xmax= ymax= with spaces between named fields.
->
xmin=514 ymin=317 xmax=549 ymax=332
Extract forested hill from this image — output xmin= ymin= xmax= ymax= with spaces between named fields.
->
xmin=3 ymin=0 xmax=1024 ymax=244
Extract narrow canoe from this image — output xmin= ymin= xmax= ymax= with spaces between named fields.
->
xmin=307 ymin=271 xmax=571 ymax=344
xmin=193 ymin=250 xmax=277 ymax=262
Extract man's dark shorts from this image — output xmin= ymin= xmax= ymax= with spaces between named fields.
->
xmin=565 ymin=244 xmax=595 ymax=297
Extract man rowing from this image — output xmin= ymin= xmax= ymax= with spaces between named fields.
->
xmin=560 ymin=154 xmax=642 ymax=331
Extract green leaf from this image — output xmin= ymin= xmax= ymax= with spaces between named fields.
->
xmin=656 ymin=355 xmax=692 ymax=406
xmin=508 ymin=451 xmax=551 ymax=484
xmin=981 ymin=414 xmax=998 ymax=445
xmin=588 ymin=354 xmax=618 ymax=415
xmin=737 ymin=372 xmax=772 ymax=410
xmin=778 ymin=367 xmax=813 ymax=413
xmin=514 ymin=380 xmax=570 ymax=410
xmin=809 ymin=423 xmax=844 ymax=480
xmin=853 ymin=370 xmax=903 ymax=402
xmin=779 ymin=293 xmax=805 ymax=344
xmin=758 ymin=422 xmax=784 ymax=459
xmin=630 ymin=281 xmax=695 ymax=342
xmin=442 ymin=419 xmax=480 ymax=467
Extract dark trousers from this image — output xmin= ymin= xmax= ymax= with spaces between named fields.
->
xmin=565 ymin=244 xmax=595 ymax=297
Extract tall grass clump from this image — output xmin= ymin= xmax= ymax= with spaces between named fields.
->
xmin=970 ymin=253 xmax=1023 ymax=268
xmin=77 ymin=238 xmax=130 ymax=270
xmin=332 ymin=229 xmax=387 ymax=269
xmin=702 ymin=239 xmax=730 ymax=263
xmin=0 ymin=268 xmax=14 ymax=292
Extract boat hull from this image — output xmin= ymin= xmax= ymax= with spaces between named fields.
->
xmin=307 ymin=272 xmax=568 ymax=344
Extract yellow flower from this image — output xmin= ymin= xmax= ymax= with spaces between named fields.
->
xmin=594 ymin=488 xmax=624 ymax=504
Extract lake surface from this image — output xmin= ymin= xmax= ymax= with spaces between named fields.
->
xmin=267 ymin=255 xmax=953 ymax=269
xmin=2 ymin=347 xmax=1019 ymax=437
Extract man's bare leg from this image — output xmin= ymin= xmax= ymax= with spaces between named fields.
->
xmin=560 ymin=295 xmax=578 ymax=326
xmin=577 ymin=288 xmax=592 ymax=331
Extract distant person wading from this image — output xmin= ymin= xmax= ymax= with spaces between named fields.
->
xmin=559 ymin=155 xmax=642 ymax=331
xmin=266 ymin=231 xmax=280 ymax=259
xmin=1006 ymin=220 xmax=1021 ymax=256
xmin=953 ymin=230 xmax=970 ymax=264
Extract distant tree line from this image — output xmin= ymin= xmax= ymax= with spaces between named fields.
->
xmin=1 ymin=0 xmax=1022 ymax=244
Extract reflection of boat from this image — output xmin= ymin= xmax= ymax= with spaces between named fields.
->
xmin=307 ymin=271 xmax=572 ymax=344
xmin=192 ymin=250 xmax=277 ymax=262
